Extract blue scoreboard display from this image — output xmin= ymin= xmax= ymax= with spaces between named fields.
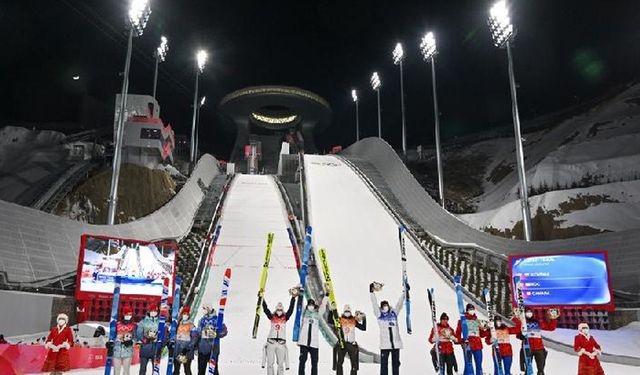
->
xmin=509 ymin=251 xmax=614 ymax=310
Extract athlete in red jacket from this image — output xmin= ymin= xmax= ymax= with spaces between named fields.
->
xmin=455 ymin=304 xmax=490 ymax=375
xmin=574 ymin=323 xmax=604 ymax=375
xmin=484 ymin=316 xmax=519 ymax=375
xmin=513 ymin=308 xmax=559 ymax=375
xmin=429 ymin=313 xmax=459 ymax=375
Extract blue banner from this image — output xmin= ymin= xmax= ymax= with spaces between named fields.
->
xmin=510 ymin=252 xmax=612 ymax=306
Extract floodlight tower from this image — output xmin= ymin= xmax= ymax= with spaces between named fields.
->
xmin=370 ymin=72 xmax=383 ymax=138
xmin=190 ymin=50 xmax=208 ymax=171
xmin=392 ymin=43 xmax=407 ymax=155
xmin=420 ymin=31 xmax=445 ymax=209
xmin=489 ymin=0 xmax=533 ymax=241
xmin=195 ymin=96 xmax=206 ymax=161
xmin=152 ymin=36 xmax=168 ymax=99
xmin=107 ymin=0 xmax=151 ymax=226
xmin=351 ymin=89 xmax=360 ymax=142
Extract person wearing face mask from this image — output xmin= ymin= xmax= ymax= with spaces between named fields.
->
xmin=297 ymin=292 xmax=329 ymax=375
xmin=369 ymin=281 xmax=405 ymax=375
xmin=574 ymin=323 xmax=604 ymax=375
xmin=261 ymin=288 xmax=297 ymax=375
xmin=484 ymin=316 xmax=519 ymax=375
xmin=136 ymin=304 xmax=165 ymax=375
xmin=455 ymin=303 xmax=489 ymax=375
xmin=108 ymin=306 xmax=136 ymax=375
xmin=429 ymin=312 xmax=458 ymax=375
xmin=196 ymin=304 xmax=228 ymax=375
xmin=513 ymin=308 xmax=559 ymax=375
xmin=173 ymin=306 xmax=198 ymax=375
xmin=42 ymin=313 xmax=74 ymax=375
xmin=334 ymin=304 xmax=367 ymax=375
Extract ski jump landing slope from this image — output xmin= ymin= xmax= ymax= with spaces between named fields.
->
xmin=192 ymin=174 xmax=337 ymax=369
xmin=304 ymin=154 xmax=636 ymax=374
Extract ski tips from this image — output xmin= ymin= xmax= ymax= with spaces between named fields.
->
xmin=175 ymin=276 xmax=182 ymax=285
xmin=305 ymin=226 xmax=312 ymax=234
xmin=224 ymin=268 xmax=231 ymax=278
xmin=483 ymin=287 xmax=489 ymax=294
xmin=513 ymin=275 xmax=521 ymax=283
xmin=453 ymin=275 xmax=462 ymax=283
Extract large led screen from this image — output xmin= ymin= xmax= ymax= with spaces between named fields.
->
xmin=509 ymin=251 xmax=613 ymax=309
xmin=76 ymin=235 xmax=177 ymax=298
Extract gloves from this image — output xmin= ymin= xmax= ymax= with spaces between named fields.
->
xmin=167 ymin=341 xmax=175 ymax=351
xmin=60 ymin=341 xmax=71 ymax=350
xmin=45 ymin=342 xmax=54 ymax=350
xmin=289 ymin=286 xmax=300 ymax=297
xmin=181 ymin=348 xmax=188 ymax=355
xmin=123 ymin=339 xmax=133 ymax=348
xmin=106 ymin=341 xmax=115 ymax=350
xmin=369 ymin=283 xmax=375 ymax=293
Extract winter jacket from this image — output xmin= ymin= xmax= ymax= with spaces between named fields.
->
xmin=262 ymin=297 xmax=296 ymax=341
xmin=370 ymin=292 xmax=404 ymax=350
xmin=196 ymin=313 xmax=228 ymax=355
xmin=136 ymin=315 xmax=165 ymax=358
xmin=42 ymin=325 xmax=74 ymax=372
xmin=574 ymin=333 xmax=604 ymax=374
xmin=339 ymin=315 xmax=366 ymax=343
xmin=513 ymin=317 xmax=557 ymax=351
xmin=297 ymin=296 xmax=329 ymax=348
xmin=429 ymin=322 xmax=458 ymax=354
xmin=483 ymin=323 xmax=519 ymax=357
xmin=174 ymin=320 xmax=198 ymax=360
xmin=113 ymin=320 xmax=136 ymax=359
xmin=455 ymin=313 xmax=489 ymax=351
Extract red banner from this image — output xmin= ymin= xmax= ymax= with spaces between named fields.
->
xmin=0 ymin=344 xmax=139 ymax=374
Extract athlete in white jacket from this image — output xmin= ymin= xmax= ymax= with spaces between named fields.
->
xmin=262 ymin=294 xmax=296 ymax=375
xmin=370 ymin=282 xmax=405 ymax=375
xmin=297 ymin=295 xmax=329 ymax=375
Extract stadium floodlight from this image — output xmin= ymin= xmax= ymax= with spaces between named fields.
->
xmin=200 ymin=96 xmax=207 ymax=107
xmin=152 ymin=36 xmax=169 ymax=98
xmin=351 ymin=89 xmax=360 ymax=142
xmin=107 ymin=0 xmax=153 ymax=226
xmin=489 ymin=0 xmax=515 ymax=48
xmin=128 ymin=0 xmax=152 ymax=37
xmin=392 ymin=42 xmax=407 ymax=155
xmin=488 ymin=0 xmax=533 ymax=241
xmin=370 ymin=72 xmax=383 ymax=138
xmin=194 ymin=95 xmax=207 ymax=165
xmin=190 ymin=49 xmax=208 ymax=171
xmin=197 ymin=50 xmax=208 ymax=73
xmin=419 ymin=31 xmax=445 ymax=208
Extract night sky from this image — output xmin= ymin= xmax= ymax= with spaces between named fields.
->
xmin=2 ymin=0 xmax=639 ymax=159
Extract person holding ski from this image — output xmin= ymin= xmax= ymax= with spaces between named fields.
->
xmin=196 ymin=303 xmax=228 ymax=375
xmin=369 ymin=281 xmax=404 ymax=375
xmin=136 ymin=303 xmax=164 ymax=375
xmin=574 ymin=322 xmax=605 ymax=375
xmin=42 ymin=313 xmax=74 ymax=375
xmin=334 ymin=304 xmax=367 ymax=375
xmin=455 ymin=303 xmax=489 ymax=375
xmin=173 ymin=306 xmax=198 ymax=375
xmin=484 ymin=315 xmax=519 ymax=375
xmin=513 ymin=307 xmax=559 ymax=375
xmin=428 ymin=312 xmax=459 ymax=375
xmin=108 ymin=306 xmax=136 ymax=375
xmin=261 ymin=289 xmax=297 ymax=375
xmin=296 ymin=287 xmax=329 ymax=375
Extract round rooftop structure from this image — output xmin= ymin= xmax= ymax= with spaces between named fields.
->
xmin=219 ymin=85 xmax=331 ymax=131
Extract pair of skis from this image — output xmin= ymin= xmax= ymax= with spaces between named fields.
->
xmin=154 ymin=278 xmax=181 ymax=375
xmin=427 ymin=288 xmax=444 ymax=375
xmin=252 ymin=233 xmax=275 ymax=339
xmin=454 ymin=275 xmax=475 ymax=375
xmin=514 ymin=275 xmax=534 ymax=375
xmin=104 ymin=276 xmax=122 ymax=375
xmin=208 ymin=268 xmax=232 ymax=374
xmin=318 ymin=248 xmax=345 ymax=349
xmin=292 ymin=226 xmax=313 ymax=342
xmin=164 ymin=278 xmax=182 ymax=375
xmin=398 ymin=226 xmax=412 ymax=335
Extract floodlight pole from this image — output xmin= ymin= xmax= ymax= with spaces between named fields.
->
xmin=376 ymin=88 xmax=382 ymax=138
xmin=505 ymin=41 xmax=533 ymax=241
xmin=189 ymin=71 xmax=200 ymax=173
xmin=152 ymin=54 xmax=160 ymax=99
xmin=107 ymin=28 xmax=134 ymax=225
xmin=399 ymin=60 xmax=407 ymax=155
xmin=430 ymin=56 xmax=445 ymax=209
xmin=195 ymin=98 xmax=204 ymax=162
xmin=355 ymin=100 xmax=360 ymax=142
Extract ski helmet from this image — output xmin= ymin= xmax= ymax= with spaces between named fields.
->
xmin=122 ymin=306 xmax=133 ymax=316
xmin=148 ymin=303 xmax=159 ymax=312
xmin=465 ymin=303 xmax=475 ymax=312
xmin=307 ymin=299 xmax=316 ymax=307
xmin=343 ymin=305 xmax=352 ymax=313
xmin=440 ymin=312 xmax=449 ymax=321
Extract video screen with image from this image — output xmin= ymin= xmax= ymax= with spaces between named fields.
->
xmin=509 ymin=251 xmax=613 ymax=309
xmin=77 ymin=235 xmax=177 ymax=298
